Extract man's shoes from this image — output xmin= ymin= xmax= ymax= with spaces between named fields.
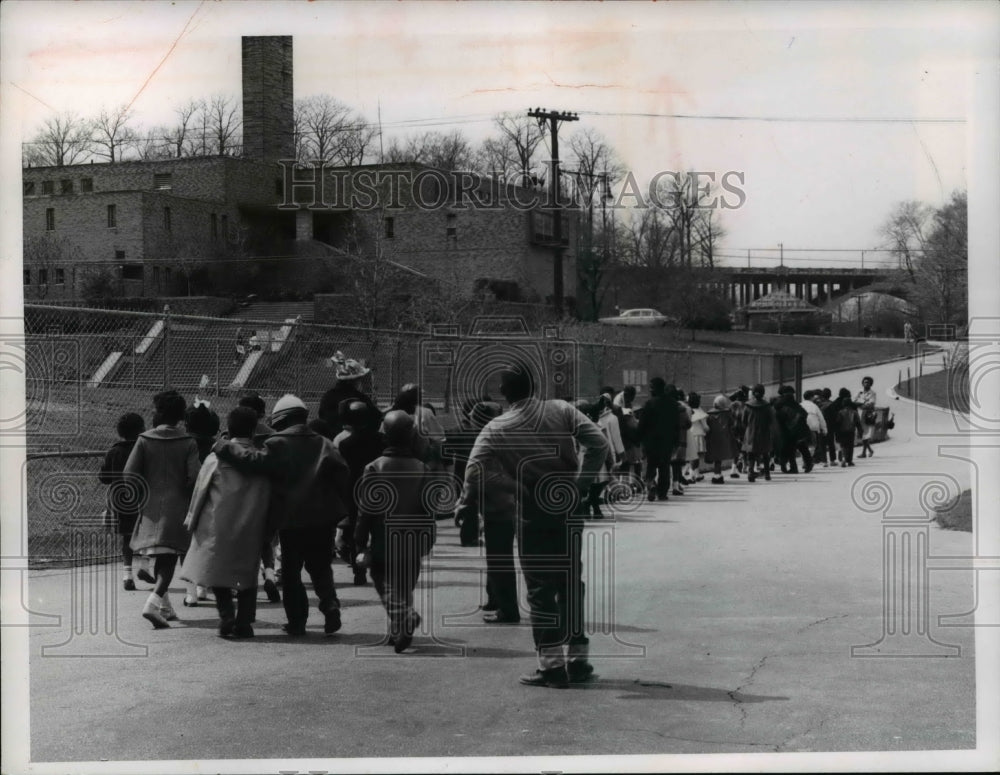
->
xmin=263 ymin=579 xmax=281 ymax=602
xmin=483 ymin=610 xmax=520 ymax=624
xmin=847 ymin=461 xmax=856 ymax=467
xmin=671 ymin=488 xmax=684 ymax=496
xmin=647 ymin=490 xmax=657 ymax=502
xmin=352 ymin=569 xmax=368 ymax=586
xmin=480 ymin=602 xmax=499 ymax=612
xmin=567 ymin=661 xmax=597 ymax=684
xmin=233 ymin=624 xmax=254 ymax=639
xmin=764 ymin=471 xmax=772 ymax=481
xmin=219 ymin=617 xmax=237 ymax=639
xmin=136 ymin=568 xmax=156 ymax=585
xmin=748 ymin=472 xmax=756 ymax=482
xmin=324 ymin=608 xmax=342 ymax=635
xmin=841 ymin=461 xmax=848 ymax=468
xmin=711 ymin=476 xmax=725 ymax=485
xmin=519 ymin=667 xmax=569 ymax=689
xmin=123 ymin=578 xmax=136 ymax=591
xmin=282 ymin=622 xmax=307 ymax=637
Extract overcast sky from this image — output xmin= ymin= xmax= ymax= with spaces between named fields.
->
xmin=2 ymin=0 xmax=995 ymax=269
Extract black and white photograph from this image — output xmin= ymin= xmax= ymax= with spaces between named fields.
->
xmin=1 ymin=1 xmax=998 ymax=772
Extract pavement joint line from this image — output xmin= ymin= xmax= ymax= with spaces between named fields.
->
xmin=795 ymin=614 xmax=850 ymax=634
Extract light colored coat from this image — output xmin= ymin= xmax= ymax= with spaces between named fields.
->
xmin=126 ymin=425 xmax=200 ymax=554
xmin=595 ymin=407 xmax=625 ymax=482
xmin=179 ymin=441 xmax=271 ymax=589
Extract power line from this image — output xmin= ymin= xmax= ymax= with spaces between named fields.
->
xmin=577 ymin=109 xmax=965 ymax=125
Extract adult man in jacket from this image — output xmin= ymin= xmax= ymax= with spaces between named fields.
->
xmin=637 ymin=377 xmax=681 ymax=501
xmin=460 ymin=364 xmax=609 ymax=688
xmin=213 ymin=394 xmax=352 ymax=636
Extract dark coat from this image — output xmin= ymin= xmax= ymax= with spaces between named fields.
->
xmin=637 ymin=393 xmax=681 ymax=456
xmin=355 ymin=447 xmax=436 ymax=558
xmin=742 ymin=399 xmax=776 ymax=455
xmin=213 ymin=424 xmax=351 ymax=535
xmin=774 ymin=394 xmax=810 ymax=445
xmin=337 ymin=427 xmax=388 ymax=531
xmin=99 ymin=439 xmax=139 ymax=535
xmin=704 ymin=409 xmax=736 ymax=463
xmin=834 ymin=403 xmax=864 ymax=436
xmin=125 ymin=426 xmax=201 ymax=553
xmin=318 ymin=382 xmax=380 ymax=435
xmin=179 ymin=441 xmax=270 ymax=589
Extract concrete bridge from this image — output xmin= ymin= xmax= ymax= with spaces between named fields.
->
xmin=700 ymin=266 xmax=892 ymax=307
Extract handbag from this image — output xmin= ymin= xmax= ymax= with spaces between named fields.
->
xmin=885 ymin=413 xmax=895 ymax=430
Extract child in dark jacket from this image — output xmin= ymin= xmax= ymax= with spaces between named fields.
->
xmin=99 ymin=412 xmax=147 ymax=590
xmin=355 ymin=410 xmax=435 ymax=653
xmin=833 ymin=388 xmax=863 ymax=467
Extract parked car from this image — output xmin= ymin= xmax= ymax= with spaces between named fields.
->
xmin=598 ymin=308 xmax=675 ymax=327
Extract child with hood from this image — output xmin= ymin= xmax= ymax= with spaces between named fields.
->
xmin=705 ymin=395 xmax=737 ymax=485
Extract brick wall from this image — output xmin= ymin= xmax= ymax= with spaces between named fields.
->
xmin=242 ymin=36 xmax=294 ymax=164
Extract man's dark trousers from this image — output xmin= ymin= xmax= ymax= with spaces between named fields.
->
xmin=517 ymin=502 xmax=587 ymax=658
xmin=279 ymin=525 xmax=339 ymax=627
xmin=484 ymin=519 xmax=518 ymax=617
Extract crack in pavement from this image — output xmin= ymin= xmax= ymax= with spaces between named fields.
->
xmin=727 ymin=654 xmax=771 ymax=730
xmin=796 ymin=614 xmax=849 ymax=634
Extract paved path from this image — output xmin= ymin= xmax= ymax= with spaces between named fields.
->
xmin=13 ymin=350 xmax=981 ymax=765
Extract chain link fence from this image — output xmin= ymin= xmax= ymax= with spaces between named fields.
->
xmin=19 ymin=304 xmax=800 ymax=564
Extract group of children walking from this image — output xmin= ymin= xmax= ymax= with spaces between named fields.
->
xmin=572 ymin=375 xmax=884 ymax=508
xmin=99 ymin=365 xmax=884 ymax=652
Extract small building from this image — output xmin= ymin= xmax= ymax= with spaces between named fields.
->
xmin=737 ymin=288 xmax=826 ymax=333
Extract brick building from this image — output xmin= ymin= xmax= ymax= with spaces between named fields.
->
xmin=22 ymin=35 xmax=575 ymax=306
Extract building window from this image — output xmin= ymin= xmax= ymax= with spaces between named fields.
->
xmin=221 ymin=214 xmax=229 ymax=241
xmin=384 ymin=217 xmax=395 ymax=239
xmin=45 ymin=208 xmax=55 ymax=231
xmin=54 ymin=268 xmax=65 ymax=285
xmin=42 ymin=180 xmax=54 ymax=195
xmin=115 ymin=250 xmax=126 ymax=260
xmin=165 ymin=267 xmax=172 ymax=284
xmin=107 ymin=204 xmax=117 ymax=228
xmin=121 ymin=264 xmax=144 ymax=281
xmin=23 ymin=269 xmax=31 ymax=285
xmin=153 ymin=266 xmax=160 ymax=286
xmin=211 ymin=213 xmax=218 ymax=239
xmin=153 ymin=173 xmax=172 ymax=190
xmin=163 ymin=207 xmax=172 ymax=232
xmin=60 ymin=179 xmax=73 ymax=194
xmin=38 ymin=268 xmax=48 ymax=285
xmin=23 ymin=181 xmax=35 ymax=196
xmin=80 ymin=177 xmax=93 ymax=193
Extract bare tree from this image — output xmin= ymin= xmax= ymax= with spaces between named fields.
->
xmin=382 ymin=130 xmax=474 ymax=171
xmin=23 ymin=113 xmax=93 ymax=167
xmin=131 ymin=126 xmax=170 ymax=160
xmin=910 ymin=191 xmax=967 ymax=326
xmin=164 ymin=98 xmax=203 ymax=158
xmin=880 ymin=200 xmax=931 ymax=279
xmin=92 ymin=104 xmax=138 ymax=162
xmin=567 ymin=127 xmax=625 ymax=210
xmin=207 ymin=94 xmax=242 ymax=156
xmin=494 ymin=112 xmax=545 ymax=185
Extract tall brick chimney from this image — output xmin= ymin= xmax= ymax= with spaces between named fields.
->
xmin=242 ymin=36 xmax=294 ymax=163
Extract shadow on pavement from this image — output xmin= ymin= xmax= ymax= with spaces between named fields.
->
xmin=576 ymin=677 xmax=790 ymax=703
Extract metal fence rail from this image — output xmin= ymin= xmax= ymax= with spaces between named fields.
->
xmin=20 ymin=304 xmax=801 ymax=563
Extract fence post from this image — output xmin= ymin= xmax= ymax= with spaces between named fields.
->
xmin=794 ymin=353 xmax=803 ymax=398
xmin=214 ymin=340 xmax=220 ymax=397
xmin=130 ymin=332 xmax=136 ymax=391
xmin=295 ymin=335 xmax=302 ymax=395
xmin=720 ymin=349 xmax=727 ymax=394
xmin=162 ymin=304 xmax=171 ymax=388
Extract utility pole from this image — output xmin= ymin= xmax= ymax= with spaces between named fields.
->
xmin=528 ymin=108 xmax=579 ymax=314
